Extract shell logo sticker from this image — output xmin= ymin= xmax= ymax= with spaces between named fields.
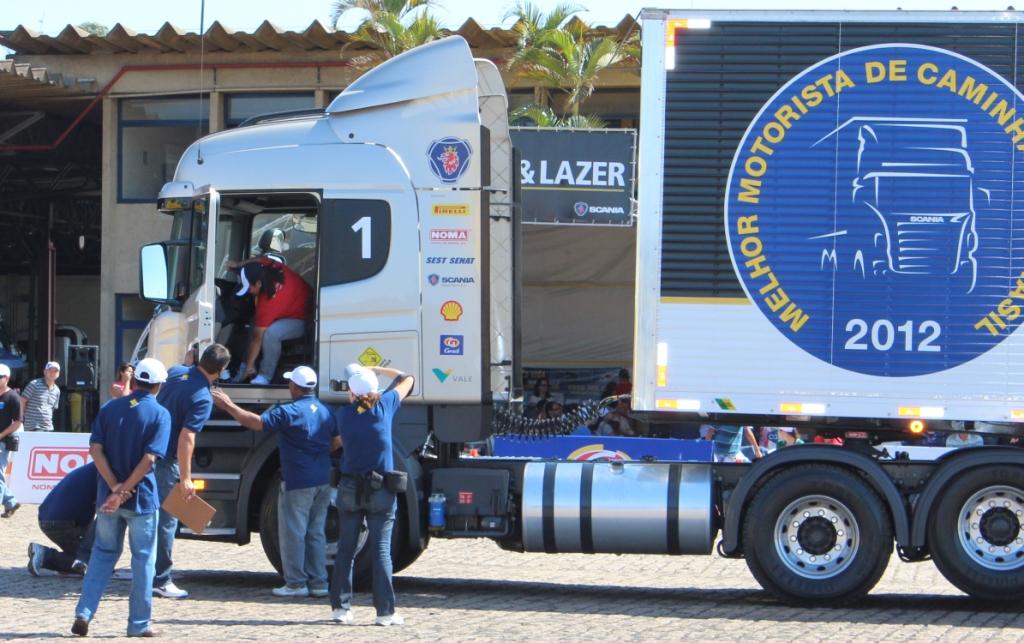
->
xmin=357 ymin=347 xmax=384 ymax=367
xmin=567 ymin=445 xmax=632 ymax=462
xmin=441 ymin=300 xmax=463 ymax=321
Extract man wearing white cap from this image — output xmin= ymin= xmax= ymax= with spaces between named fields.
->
xmin=21 ymin=361 xmax=61 ymax=432
xmin=330 ymin=363 xmax=415 ymax=626
xmin=72 ymin=357 xmax=171 ymax=638
xmin=212 ymin=365 xmax=338 ymax=597
xmin=0 ymin=363 xmax=23 ymax=517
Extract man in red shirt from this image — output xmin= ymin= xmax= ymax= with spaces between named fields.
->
xmin=236 ymin=260 xmax=313 ymax=385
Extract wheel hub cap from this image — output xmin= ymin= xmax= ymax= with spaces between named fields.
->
xmin=774 ymin=495 xmax=860 ymax=580
xmin=958 ymin=485 xmax=1024 ymax=572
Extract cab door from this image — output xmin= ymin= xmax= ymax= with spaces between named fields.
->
xmin=180 ymin=188 xmax=219 ymax=355
xmin=317 ymin=191 xmax=421 ymax=402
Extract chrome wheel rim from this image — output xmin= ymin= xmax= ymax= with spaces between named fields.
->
xmin=774 ymin=495 xmax=860 ymax=580
xmin=957 ymin=485 xmax=1024 ymax=572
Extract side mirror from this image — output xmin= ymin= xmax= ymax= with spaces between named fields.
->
xmin=139 ymin=243 xmax=171 ymax=302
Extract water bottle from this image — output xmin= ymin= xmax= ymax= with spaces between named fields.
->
xmin=428 ymin=493 xmax=446 ymax=532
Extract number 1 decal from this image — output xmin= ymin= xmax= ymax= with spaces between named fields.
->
xmin=351 ymin=216 xmax=371 ymax=259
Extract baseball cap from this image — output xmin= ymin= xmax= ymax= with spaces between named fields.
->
xmin=44 ymin=361 xmax=60 ymax=371
xmin=235 ymin=263 xmax=264 ymax=297
xmin=346 ymin=364 xmax=379 ymax=397
xmin=134 ymin=358 xmax=169 ymax=384
xmin=284 ymin=365 xmax=317 ymax=388
xmin=0 ymin=364 xmax=9 ymax=378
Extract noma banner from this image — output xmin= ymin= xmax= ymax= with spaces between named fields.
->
xmin=512 ymin=128 xmax=636 ymax=225
xmin=727 ymin=44 xmax=1024 ymax=377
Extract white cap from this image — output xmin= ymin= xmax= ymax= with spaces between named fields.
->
xmin=134 ymin=358 xmax=169 ymax=384
xmin=44 ymin=361 xmax=60 ymax=371
xmin=0 ymin=364 xmax=10 ymax=378
xmin=235 ymin=267 xmax=252 ymax=297
xmin=284 ymin=365 xmax=317 ymax=388
xmin=346 ymin=364 xmax=379 ymax=397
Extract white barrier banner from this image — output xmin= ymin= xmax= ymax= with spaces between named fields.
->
xmin=9 ymin=431 xmax=92 ymax=504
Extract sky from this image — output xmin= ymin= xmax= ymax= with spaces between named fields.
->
xmin=1 ymin=0 xmax=1020 ymax=35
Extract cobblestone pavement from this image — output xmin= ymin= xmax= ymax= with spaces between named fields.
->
xmin=2 ymin=504 xmax=1023 ymax=641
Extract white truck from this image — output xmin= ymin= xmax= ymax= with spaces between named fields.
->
xmin=138 ymin=10 xmax=1024 ymax=604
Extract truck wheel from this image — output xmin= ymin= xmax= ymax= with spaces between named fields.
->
xmin=927 ymin=466 xmax=1024 ymax=600
xmin=742 ymin=465 xmax=892 ymax=605
xmin=257 ymin=474 xmax=416 ymax=588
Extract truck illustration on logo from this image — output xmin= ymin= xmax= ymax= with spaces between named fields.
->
xmin=814 ymin=117 xmax=981 ymax=292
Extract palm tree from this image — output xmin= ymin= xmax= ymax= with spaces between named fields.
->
xmin=331 ymin=0 xmax=445 ymax=59
xmin=510 ymin=104 xmax=605 ymax=129
xmin=503 ymin=1 xmax=583 ymax=56
xmin=504 ymin=3 xmax=638 ymax=120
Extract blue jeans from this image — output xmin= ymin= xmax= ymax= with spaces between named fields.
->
xmin=0 ymin=443 xmax=16 ymax=509
xmin=75 ymin=508 xmax=157 ymax=635
xmin=330 ymin=479 xmax=397 ymax=616
xmin=259 ymin=318 xmax=305 ymax=380
xmin=278 ymin=482 xmax=332 ymax=590
xmin=153 ymin=459 xmax=179 ymax=587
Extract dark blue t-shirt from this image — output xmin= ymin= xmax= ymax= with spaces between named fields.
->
xmin=156 ymin=365 xmax=213 ymax=461
xmin=336 ymin=390 xmax=400 ymax=476
xmin=261 ymin=394 xmax=337 ymax=491
xmin=39 ymin=462 xmax=98 ymax=526
xmin=90 ymin=390 xmax=171 ymax=514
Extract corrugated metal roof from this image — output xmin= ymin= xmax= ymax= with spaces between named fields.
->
xmin=0 ymin=57 xmax=94 ymax=106
xmin=0 ymin=17 xmax=637 ymax=56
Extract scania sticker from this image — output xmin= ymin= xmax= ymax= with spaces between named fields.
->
xmin=427 ymin=137 xmax=473 ymax=184
xmin=430 ymin=229 xmax=470 ymax=244
xmin=427 ymin=274 xmax=475 ymax=287
xmin=573 ymin=201 xmax=625 ymax=216
xmin=432 ymin=204 xmax=470 ymax=216
xmin=440 ymin=334 xmax=464 ymax=356
xmin=440 ymin=300 xmax=463 ymax=321
xmin=726 ymin=44 xmax=1024 ymax=377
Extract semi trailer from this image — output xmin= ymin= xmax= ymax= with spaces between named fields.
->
xmin=137 ymin=10 xmax=1024 ymax=604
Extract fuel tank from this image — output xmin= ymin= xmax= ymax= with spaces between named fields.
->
xmin=521 ymin=461 xmax=714 ymax=555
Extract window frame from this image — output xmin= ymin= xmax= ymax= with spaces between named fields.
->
xmin=117 ymin=96 xmax=209 ymax=203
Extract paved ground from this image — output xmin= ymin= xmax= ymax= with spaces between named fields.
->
xmin=2 ymin=504 xmax=1023 ymax=641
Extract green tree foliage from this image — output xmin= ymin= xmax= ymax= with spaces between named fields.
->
xmin=330 ymin=0 xmax=445 ymax=59
xmin=77 ymin=22 xmax=109 ymax=37
xmin=503 ymin=1 xmax=638 ymax=125
xmin=510 ymin=104 xmax=605 ymax=129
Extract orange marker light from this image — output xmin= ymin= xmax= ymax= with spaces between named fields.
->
xmin=908 ymin=420 xmax=926 ymax=434
xmin=193 ymin=479 xmax=207 ymax=491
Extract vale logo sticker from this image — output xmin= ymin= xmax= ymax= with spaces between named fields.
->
xmin=726 ymin=44 xmax=1024 ymax=377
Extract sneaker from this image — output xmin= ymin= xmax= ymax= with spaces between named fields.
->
xmin=250 ymin=375 xmax=270 ymax=386
xmin=374 ymin=613 xmax=405 ymax=627
xmin=153 ymin=581 xmax=189 ymax=599
xmin=309 ymin=587 xmax=329 ymax=598
xmin=127 ymin=629 xmax=158 ymax=637
xmin=27 ymin=542 xmax=44 ymax=577
xmin=272 ymin=584 xmax=309 ymax=597
xmin=71 ymin=560 xmax=88 ymax=575
xmin=2 ymin=502 xmax=21 ymax=518
xmin=332 ymin=608 xmax=354 ymax=624
xmin=71 ymin=617 xmax=89 ymax=637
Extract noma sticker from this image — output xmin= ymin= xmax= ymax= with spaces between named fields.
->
xmin=726 ymin=44 xmax=1024 ymax=377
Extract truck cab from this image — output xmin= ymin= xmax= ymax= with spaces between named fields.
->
xmin=138 ymin=36 xmax=516 ymax=412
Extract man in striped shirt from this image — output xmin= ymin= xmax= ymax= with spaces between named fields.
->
xmin=21 ymin=361 xmax=61 ymax=432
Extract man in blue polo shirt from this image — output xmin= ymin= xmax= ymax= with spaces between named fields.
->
xmin=212 ymin=365 xmax=338 ymax=598
xmin=28 ymin=462 xmax=97 ymax=576
xmin=152 ymin=343 xmax=230 ymax=599
xmin=72 ymin=358 xmax=170 ymax=638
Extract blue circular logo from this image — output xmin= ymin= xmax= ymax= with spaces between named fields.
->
xmin=726 ymin=44 xmax=1024 ymax=377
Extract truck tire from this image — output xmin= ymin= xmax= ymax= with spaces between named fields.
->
xmin=258 ymin=474 xmax=417 ymax=588
xmin=741 ymin=465 xmax=892 ymax=605
xmin=927 ymin=466 xmax=1024 ymax=601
